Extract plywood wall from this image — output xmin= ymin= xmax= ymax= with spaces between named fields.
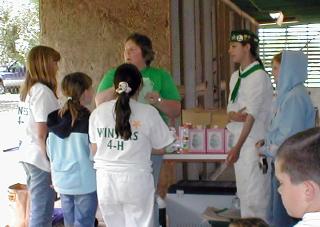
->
xmin=40 ymin=0 xmax=171 ymax=94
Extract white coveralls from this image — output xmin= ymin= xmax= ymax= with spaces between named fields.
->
xmin=227 ymin=61 xmax=273 ymax=221
xmin=89 ymin=99 xmax=174 ymax=227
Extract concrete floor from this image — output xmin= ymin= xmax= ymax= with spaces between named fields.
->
xmin=0 ymin=94 xmax=25 ymax=226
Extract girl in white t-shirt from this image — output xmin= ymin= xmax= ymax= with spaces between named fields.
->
xmin=18 ymin=45 xmax=61 ymax=226
xmin=89 ymin=63 xmax=174 ymax=227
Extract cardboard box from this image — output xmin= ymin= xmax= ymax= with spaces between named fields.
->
xmin=182 ymin=108 xmax=212 ymax=128
xmin=209 ymin=109 xmax=229 ymax=128
xmin=182 ymin=108 xmax=229 ymax=129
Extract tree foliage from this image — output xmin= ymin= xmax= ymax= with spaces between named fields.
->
xmin=0 ymin=0 xmax=39 ymax=66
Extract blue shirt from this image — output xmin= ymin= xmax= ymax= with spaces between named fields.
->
xmin=47 ymin=108 xmax=96 ymax=195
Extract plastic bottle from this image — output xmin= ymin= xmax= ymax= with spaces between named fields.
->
xmin=180 ymin=123 xmax=192 ymax=153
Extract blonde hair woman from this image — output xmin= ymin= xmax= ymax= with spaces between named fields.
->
xmin=18 ymin=45 xmax=61 ymax=227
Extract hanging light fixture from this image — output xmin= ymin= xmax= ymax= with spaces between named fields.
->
xmin=269 ymin=11 xmax=284 ymax=26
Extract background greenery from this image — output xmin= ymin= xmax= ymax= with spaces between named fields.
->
xmin=0 ymin=0 xmax=39 ymax=66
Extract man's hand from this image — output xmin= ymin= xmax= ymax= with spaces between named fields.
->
xmin=226 ymin=113 xmax=255 ymax=165
xmin=226 ymin=145 xmax=241 ymax=165
xmin=255 ymin=139 xmax=265 ymax=157
xmin=255 ymin=139 xmax=265 ymax=148
xmin=228 ymin=107 xmax=248 ymax=122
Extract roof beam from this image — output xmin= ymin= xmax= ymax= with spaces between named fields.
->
xmin=220 ymin=0 xmax=259 ymax=26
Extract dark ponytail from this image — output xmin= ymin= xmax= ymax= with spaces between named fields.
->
xmin=59 ymin=72 xmax=92 ymax=127
xmin=249 ymin=42 xmax=265 ymax=70
xmin=114 ymin=63 xmax=142 ymax=140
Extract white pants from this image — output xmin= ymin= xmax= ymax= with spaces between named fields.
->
xmin=233 ymin=136 xmax=271 ymax=222
xmin=96 ymin=169 xmax=155 ymax=227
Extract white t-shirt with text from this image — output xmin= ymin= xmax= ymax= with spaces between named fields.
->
xmin=18 ymin=83 xmax=59 ymax=172
xmin=89 ymin=99 xmax=174 ymax=173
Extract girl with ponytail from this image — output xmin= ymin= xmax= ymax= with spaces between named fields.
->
xmin=47 ymin=72 xmax=98 ymax=227
xmin=89 ymin=63 xmax=174 ymax=227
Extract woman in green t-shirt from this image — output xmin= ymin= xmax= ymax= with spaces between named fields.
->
xmin=95 ymin=32 xmax=181 ymax=227
xmin=95 ymin=33 xmax=181 ymax=122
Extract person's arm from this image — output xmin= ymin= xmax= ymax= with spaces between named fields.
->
xmin=226 ymin=114 xmax=255 ymax=165
xmin=36 ymin=122 xmax=49 ymax=159
xmin=145 ymin=92 xmax=181 ymax=119
xmin=152 ymin=148 xmax=165 ymax=155
xmin=90 ymin=143 xmax=97 ymax=156
xmin=156 ymin=99 xmax=181 ymax=119
xmin=226 ymin=72 xmax=271 ymax=165
xmin=228 ymin=107 xmax=247 ymax=122
xmin=149 ymin=106 xmax=175 ymax=152
xmin=88 ymin=110 xmax=97 ymax=156
xmin=95 ymin=87 xmax=116 ymax=106
xmin=95 ymin=69 xmax=116 ymax=106
xmin=146 ymin=69 xmax=181 ymax=118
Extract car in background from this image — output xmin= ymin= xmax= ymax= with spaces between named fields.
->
xmin=0 ymin=62 xmax=26 ymax=94
xmin=0 ymin=77 xmax=4 ymax=94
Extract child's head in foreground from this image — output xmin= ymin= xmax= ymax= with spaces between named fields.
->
xmin=229 ymin=217 xmax=269 ymax=227
xmin=275 ymin=127 xmax=320 ymax=218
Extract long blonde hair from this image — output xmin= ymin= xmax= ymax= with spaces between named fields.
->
xmin=20 ymin=45 xmax=61 ymax=101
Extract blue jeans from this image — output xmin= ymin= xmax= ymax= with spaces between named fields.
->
xmin=60 ymin=191 xmax=98 ymax=227
xmin=151 ymin=154 xmax=163 ymax=227
xmin=269 ymin=162 xmax=297 ymax=227
xmin=22 ymin=162 xmax=55 ymax=227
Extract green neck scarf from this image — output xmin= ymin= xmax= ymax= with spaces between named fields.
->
xmin=230 ymin=64 xmax=263 ymax=103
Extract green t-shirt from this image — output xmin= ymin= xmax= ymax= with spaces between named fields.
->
xmin=97 ymin=66 xmax=181 ymax=123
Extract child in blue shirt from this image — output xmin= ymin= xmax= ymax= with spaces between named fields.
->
xmin=47 ymin=72 xmax=97 ymax=227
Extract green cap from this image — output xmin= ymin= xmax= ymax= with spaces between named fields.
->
xmin=230 ymin=30 xmax=259 ymax=46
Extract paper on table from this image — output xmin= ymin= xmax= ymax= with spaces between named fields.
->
xmin=202 ymin=206 xmax=240 ymax=221
xmin=138 ymin=78 xmax=154 ymax=104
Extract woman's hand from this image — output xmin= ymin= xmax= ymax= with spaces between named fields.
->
xmin=145 ymin=91 xmax=161 ymax=105
xmin=145 ymin=91 xmax=181 ymax=119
